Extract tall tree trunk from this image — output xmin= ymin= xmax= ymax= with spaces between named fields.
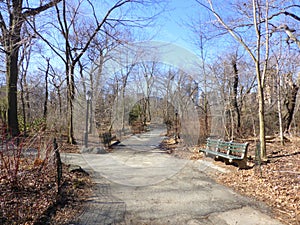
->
xmin=20 ymin=71 xmax=26 ymax=136
xmin=257 ymin=72 xmax=267 ymax=160
xmin=43 ymin=59 xmax=50 ymax=121
xmin=57 ymin=88 xmax=62 ymax=116
xmin=274 ymin=60 xmax=284 ymax=145
xmin=1 ymin=0 xmax=62 ymax=136
xmin=89 ymin=96 xmax=93 ymax=134
xmin=147 ymin=96 xmax=151 ymax=122
xmin=6 ymin=44 xmax=20 ymax=137
xmin=121 ymin=85 xmax=127 ymax=131
xmin=67 ymin=65 xmax=76 ymax=144
xmin=204 ymin=94 xmax=209 ymax=138
xmin=5 ymin=4 xmax=23 ymax=137
xmin=24 ymin=77 xmax=30 ymax=120
xmin=231 ymin=60 xmax=241 ymax=133
xmin=253 ymin=0 xmax=268 ymax=161
xmin=277 ymin=84 xmax=284 ymax=145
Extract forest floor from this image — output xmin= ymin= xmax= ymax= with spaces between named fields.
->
xmin=216 ymin=140 xmax=299 ymax=225
xmin=1 ymin=135 xmax=299 ymax=224
xmin=164 ymin=137 xmax=300 ymax=225
xmin=0 ymin=136 xmax=93 ymax=225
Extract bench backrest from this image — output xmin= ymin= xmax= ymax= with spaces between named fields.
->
xmin=206 ymin=138 xmax=221 ymax=151
xmin=220 ymin=141 xmax=248 ymax=158
xmin=207 ymin=138 xmax=248 ymax=158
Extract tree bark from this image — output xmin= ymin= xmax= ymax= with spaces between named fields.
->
xmin=284 ymin=83 xmax=299 ymax=133
xmin=257 ymin=79 xmax=267 ymax=160
xmin=43 ymin=59 xmax=50 ymax=121
xmin=7 ymin=49 xmax=20 ymax=136
xmin=5 ymin=1 xmax=23 ymax=136
xmin=231 ymin=59 xmax=241 ymax=133
xmin=67 ymin=64 xmax=76 ymax=144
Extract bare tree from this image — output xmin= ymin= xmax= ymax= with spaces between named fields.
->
xmin=0 ymin=0 xmax=62 ymax=136
xmin=141 ymin=61 xmax=156 ymax=124
xmin=188 ymin=17 xmax=213 ymax=139
xmin=119 ymin=62 xmax=136 ymax=131
xmin=30 ymin=0 xmax=163 ymax=143
xmin=19 ymin=24 xmax=34 ymax=136
xmin=196 ymin=0 xmax=272 ymax=160
xmin=86 ymin=27 xmax=136 ymax=136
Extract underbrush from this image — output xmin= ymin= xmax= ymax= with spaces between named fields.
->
xmin=0 ymin=131 xmax=92 ymax=224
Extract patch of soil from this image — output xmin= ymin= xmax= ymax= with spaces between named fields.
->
xmin=190 ymin=139 xmax=300 ymax=225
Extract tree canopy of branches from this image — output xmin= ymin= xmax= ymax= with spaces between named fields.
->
xmin=194 ymin=0 xmax=300 ymax=160
xmin=0 ymin=0 xmax=62 ymax=136
xmin=0 ymin=0 xmax=163 ymax=141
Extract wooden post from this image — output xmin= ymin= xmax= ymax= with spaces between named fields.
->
xmin=53 ymin=138 xmax=62 ymax=194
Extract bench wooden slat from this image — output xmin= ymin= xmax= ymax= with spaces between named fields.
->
xmin=199 ymin=138 xmax=248 ymax=169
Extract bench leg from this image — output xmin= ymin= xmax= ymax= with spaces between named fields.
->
xmin=236 ymin=160 xmax=248 ymax=169
xmin=214 ymin=155 xmax=222 ymax=161
xmin=224 ymin=159 xmax=230 ymax=165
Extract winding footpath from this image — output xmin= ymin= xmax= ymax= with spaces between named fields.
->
xmin=62 ymin=127 xmax=283 ymax=225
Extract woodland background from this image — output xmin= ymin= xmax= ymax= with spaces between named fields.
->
xmin=0 ymin=1 xmax=299 ymax=224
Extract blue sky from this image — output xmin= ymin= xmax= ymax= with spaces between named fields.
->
xmin=150 ymin=0 xmax=232 ymax=60
xmin=153 ymin=1 xmax=200 ymax=53
xmin=150 ymin=0 xmax=245 ymax=60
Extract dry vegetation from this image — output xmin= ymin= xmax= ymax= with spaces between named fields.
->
xmin=1 ymin=133 xmax=299 ymax=225
xmin=189 ymin=138 xmax=300 ymax=225
xmin=0 ymin=135 xmax=92 ymax=225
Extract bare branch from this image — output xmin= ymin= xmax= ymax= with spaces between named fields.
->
xmin=73 ymin=0 xmax=132 ymax=64
xmin=24 ymin=18 xmax=66 ymax=64
xmin=0 ymin=12 xmax=7 ymax=35
xmin=23 ymin=0 xmax=62 ymax=18
xmin=196 ymin=0 xmax=256 ymax=62
xmin=282 ymin=11 xmax=300 ymax=22
xmin=281 ymin=25 xmax=300 ymax=48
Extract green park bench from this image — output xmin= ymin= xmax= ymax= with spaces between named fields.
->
xmin=199 ymin=138 xmax=249 ymax=169
xmin=101 ymin=132 xmax=117 ymax=147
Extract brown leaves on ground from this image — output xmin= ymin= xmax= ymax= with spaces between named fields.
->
xmin=59 ymin=142 xmax=80 ymax=153
xmin=50 ymin=167 xmax=93 ymax=224
xmin=0 ymin=142 xmax=92 ymax=225
xmin=2 ymin=134 xmax=299 ymax=224
xmin=159 ymin=138 xmax=195 ymax=159
xmin=192 ymin=140 xmax=300 ymax=225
